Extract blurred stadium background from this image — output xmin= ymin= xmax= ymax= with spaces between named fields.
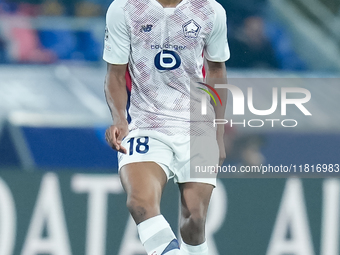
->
xmin=0 ymin=0 xmax=340 ymax=254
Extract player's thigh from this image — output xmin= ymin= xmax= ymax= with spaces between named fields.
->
xmin=178 ymin=182 xmax=214 ymax=219
xmin=120 ymin=162 xmax=167 ymax=206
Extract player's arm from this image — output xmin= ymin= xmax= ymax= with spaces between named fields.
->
xmin=205 ymin=60 xmax=227 ymax=125
xmin=204 ymin=0 xmax=229 ymax=123
xmin=205 ymin=61 xmax=228 ymax=165
xmin=204 ymin=1 xmax=230 ymax=165
xmin=104 ymin=64 xmax=129 ymax=154
xmin=103 ymin=1 xmax=130 ymax=154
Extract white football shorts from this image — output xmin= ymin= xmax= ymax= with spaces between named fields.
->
xmin=118 ymin=129 xmax=219 ymax=187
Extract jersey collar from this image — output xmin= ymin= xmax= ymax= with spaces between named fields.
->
xmin=150 ymin=0 xmax=188 ymax=9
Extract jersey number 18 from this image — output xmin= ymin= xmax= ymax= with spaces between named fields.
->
xmin=127 ymin=137 xmax=150 ymax=155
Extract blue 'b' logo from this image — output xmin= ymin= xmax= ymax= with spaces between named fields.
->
xmin=154 ymin=50 xmax=181 ymax=71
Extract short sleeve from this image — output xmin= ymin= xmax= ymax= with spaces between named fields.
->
xmin=103 ymin=0 xmax=130 ymax=64
xmin=204 ymin=1 xmax=230 ymax=62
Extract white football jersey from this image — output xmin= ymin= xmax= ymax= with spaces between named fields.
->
xmin=104 ymin=0 xmax=230 ymax=136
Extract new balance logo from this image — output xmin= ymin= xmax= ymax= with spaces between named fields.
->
xmin=140 ymin=24 xmax=153 ymax=32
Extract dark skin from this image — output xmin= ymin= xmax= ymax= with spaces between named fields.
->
xmin=155 ymin=0 xmax=184 ymax=8
xmin=105 ymin=60 xmax=227 ymax=245
xmin=104 ymin=0 xmax=228 ymax=246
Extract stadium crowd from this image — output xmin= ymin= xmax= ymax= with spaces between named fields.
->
xmin=0 ymin=0 xmax=305 ymax=69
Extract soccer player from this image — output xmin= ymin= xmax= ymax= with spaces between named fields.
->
xmin=103 ymin=0 xmax=229 ymax=254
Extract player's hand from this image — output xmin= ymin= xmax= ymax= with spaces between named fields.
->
xmin=216 ymin=128 xmax=226 ymax=166
xmin=105 ymin=120 xmax=129 ymax=154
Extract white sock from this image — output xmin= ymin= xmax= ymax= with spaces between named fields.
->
xmin=180 ymin=241 xmax=209 ymax=255
xmin=137 ymin=215 xmax=180 ymax=255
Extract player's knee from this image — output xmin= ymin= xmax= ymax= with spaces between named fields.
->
xmin=182 ymin=207 xmax=206 ymax=231
xmin=187 ymin=216 xmax=205 ymax=231
xmin=126 ymin=195 xmax=159 ymax=222
xmin=126 ymin=196 xmax=148 ymax=215
xmin=180 ymin=208 xmax=206 ymax=244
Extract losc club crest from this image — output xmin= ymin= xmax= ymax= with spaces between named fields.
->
xmin=182 ymin=19 xmax=201 ymax=38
